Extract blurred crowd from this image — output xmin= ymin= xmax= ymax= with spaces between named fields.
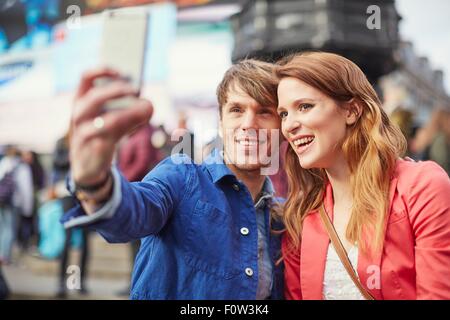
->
xmin=0 ymin=120 xmax=172 ymax=299
xmin=0 ymin=146 xmax=44 ymax=263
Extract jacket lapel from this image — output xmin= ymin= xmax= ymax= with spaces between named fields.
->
xmin=300 ymin=183 xmax=333 ymax=299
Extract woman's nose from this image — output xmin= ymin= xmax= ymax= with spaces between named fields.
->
xmin=283 ymin=114 xmax=301 ymax=135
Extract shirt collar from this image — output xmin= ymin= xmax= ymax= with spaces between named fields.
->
xmin=203 ymin=149 xmax=235 ymax=183
xmin=204 ymin=149 xmax=275 ymax=205
xmin=255 ymin=177 xmax=275 ymax=209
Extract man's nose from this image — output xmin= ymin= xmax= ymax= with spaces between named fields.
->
xmin=241 ymin=111 xmax=258 ymax=130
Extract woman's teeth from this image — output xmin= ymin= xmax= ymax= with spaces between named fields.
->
xmin=293 ymin=136 xmax=315 ymax=146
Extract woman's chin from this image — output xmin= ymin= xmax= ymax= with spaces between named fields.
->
xmin=298 ymin=158 xmax=313 ymax=169
xmin=297 ymin=154 xmax=321 ymax=170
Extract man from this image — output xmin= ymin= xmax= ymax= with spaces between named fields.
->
xmin=62 ymin=59 xmax=284 ymax=299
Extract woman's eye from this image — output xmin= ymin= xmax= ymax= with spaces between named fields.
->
xmin=299 ymin=103 xmax=314 ymax=111
xmin=279 ymin=111 xmax=288 ymax=119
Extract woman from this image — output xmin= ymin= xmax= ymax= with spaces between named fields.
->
xmin=276 ymin=52 xmax=450 ymax=300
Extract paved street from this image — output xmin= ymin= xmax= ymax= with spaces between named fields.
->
xmin=2 ymin=234 xmax=132 ymax=300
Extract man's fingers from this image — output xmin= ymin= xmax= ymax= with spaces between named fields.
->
xmin=76 ymin=67 xmax=120 ymax=99
xmin=75 ymin=99 xmax=153 ymax=143
xmin=73 ymin=81 xmax=138 ymax=125
xmin=111 ymin=99 xmax=154 ymax=139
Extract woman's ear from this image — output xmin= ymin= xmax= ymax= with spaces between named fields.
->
xmin=345 ymin=99 xmax=363 ymax=126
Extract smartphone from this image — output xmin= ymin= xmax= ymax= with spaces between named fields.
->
xmin=97 ymin=8 xmax=149 ymax=110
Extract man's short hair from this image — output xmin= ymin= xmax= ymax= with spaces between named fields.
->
xmin=216 ymin=59 xmax=278 ymax=117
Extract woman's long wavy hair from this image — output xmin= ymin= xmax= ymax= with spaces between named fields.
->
xmin=277 ymin=52 xmax=407 ymax=254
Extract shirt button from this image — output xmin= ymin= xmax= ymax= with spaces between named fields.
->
xmin=245 ymin=267 xmax=254 ymax=277
xmin=232 ymin=184 xmax=240 ymax=191
xmin=240 ymin=227 xmax=249 ymax=236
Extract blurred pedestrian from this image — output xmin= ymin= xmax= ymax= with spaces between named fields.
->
xmin=117 ymin=122 xmax=163 ymax=183
xmin=51 ymin=130 xmax=90 ymax=298
xmin=18 ymin=150 xmax=46 ymax=252
xmin=390 ymin=107 xmax=415 ymax=157
xmin=0 ymin=145 xmax=33 ymax=265
xmin=411 ymin=108 xmax=450 ymax=175
xmin=0 ymin=266 xmax=9 ymax=300
xmin=175 ymin=111 xmax=195 ymax=160
xmin=151 ymin=125 xmax=172 ymax=158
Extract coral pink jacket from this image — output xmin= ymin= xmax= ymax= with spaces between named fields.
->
xmin=283 ymin=159 xmax=450 ymax=300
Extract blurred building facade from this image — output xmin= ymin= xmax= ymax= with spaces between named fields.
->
xmin=380 ymin=41 xmax=450 ymax=125
xmin=231 ymin=0 xmax=400 ymax=83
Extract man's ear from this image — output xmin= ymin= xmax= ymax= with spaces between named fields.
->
xmin=345 ymin=98 xmax=363 ymax=126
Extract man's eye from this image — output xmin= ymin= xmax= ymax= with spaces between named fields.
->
xmin=299 ymin=103 xmax=314 ymax=111
xmin=230 ymin=107 xmax=241 ymax=113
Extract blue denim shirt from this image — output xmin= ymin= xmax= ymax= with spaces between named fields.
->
xmin=61 ymin=150 xmax=284 ymax=300
xmin=255 ymin=179 xmax=276 ymax=299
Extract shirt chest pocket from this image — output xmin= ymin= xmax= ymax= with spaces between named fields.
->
xmin=183 ymin=200 xmax=241 ymax=279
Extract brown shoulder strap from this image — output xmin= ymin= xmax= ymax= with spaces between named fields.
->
xmin=319 ymin=205 xmax=375 ymax=300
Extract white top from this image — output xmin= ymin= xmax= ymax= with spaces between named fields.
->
xmin=322 ymin=244 xmax=366 ymax=300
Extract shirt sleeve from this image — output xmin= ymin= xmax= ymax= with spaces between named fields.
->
xmin=61 ymin=154 xmax=193 ymax=243
xmin=63 ymin=166 xmax=123 ymax=228
xmin=407 ymin=161 xmax=450 ymax=299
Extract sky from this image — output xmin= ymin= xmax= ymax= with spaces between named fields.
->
xmin=396 ymin=0 xmax=450 ymax=93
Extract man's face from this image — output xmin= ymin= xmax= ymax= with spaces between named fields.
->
xmin=220 ymin=84 xmax=281 ymax=172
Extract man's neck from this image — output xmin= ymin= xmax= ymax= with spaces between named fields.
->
xmin=227 ymin=164 xmax=266 ymax=202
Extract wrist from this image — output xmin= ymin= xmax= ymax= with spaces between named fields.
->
xmin=73 ymin=169 xmax=110 ymax=190
xmin=74 ymin=171 xmax=113 ymax=206
xmin=74 ymin=171 xmax=110 ymax=192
